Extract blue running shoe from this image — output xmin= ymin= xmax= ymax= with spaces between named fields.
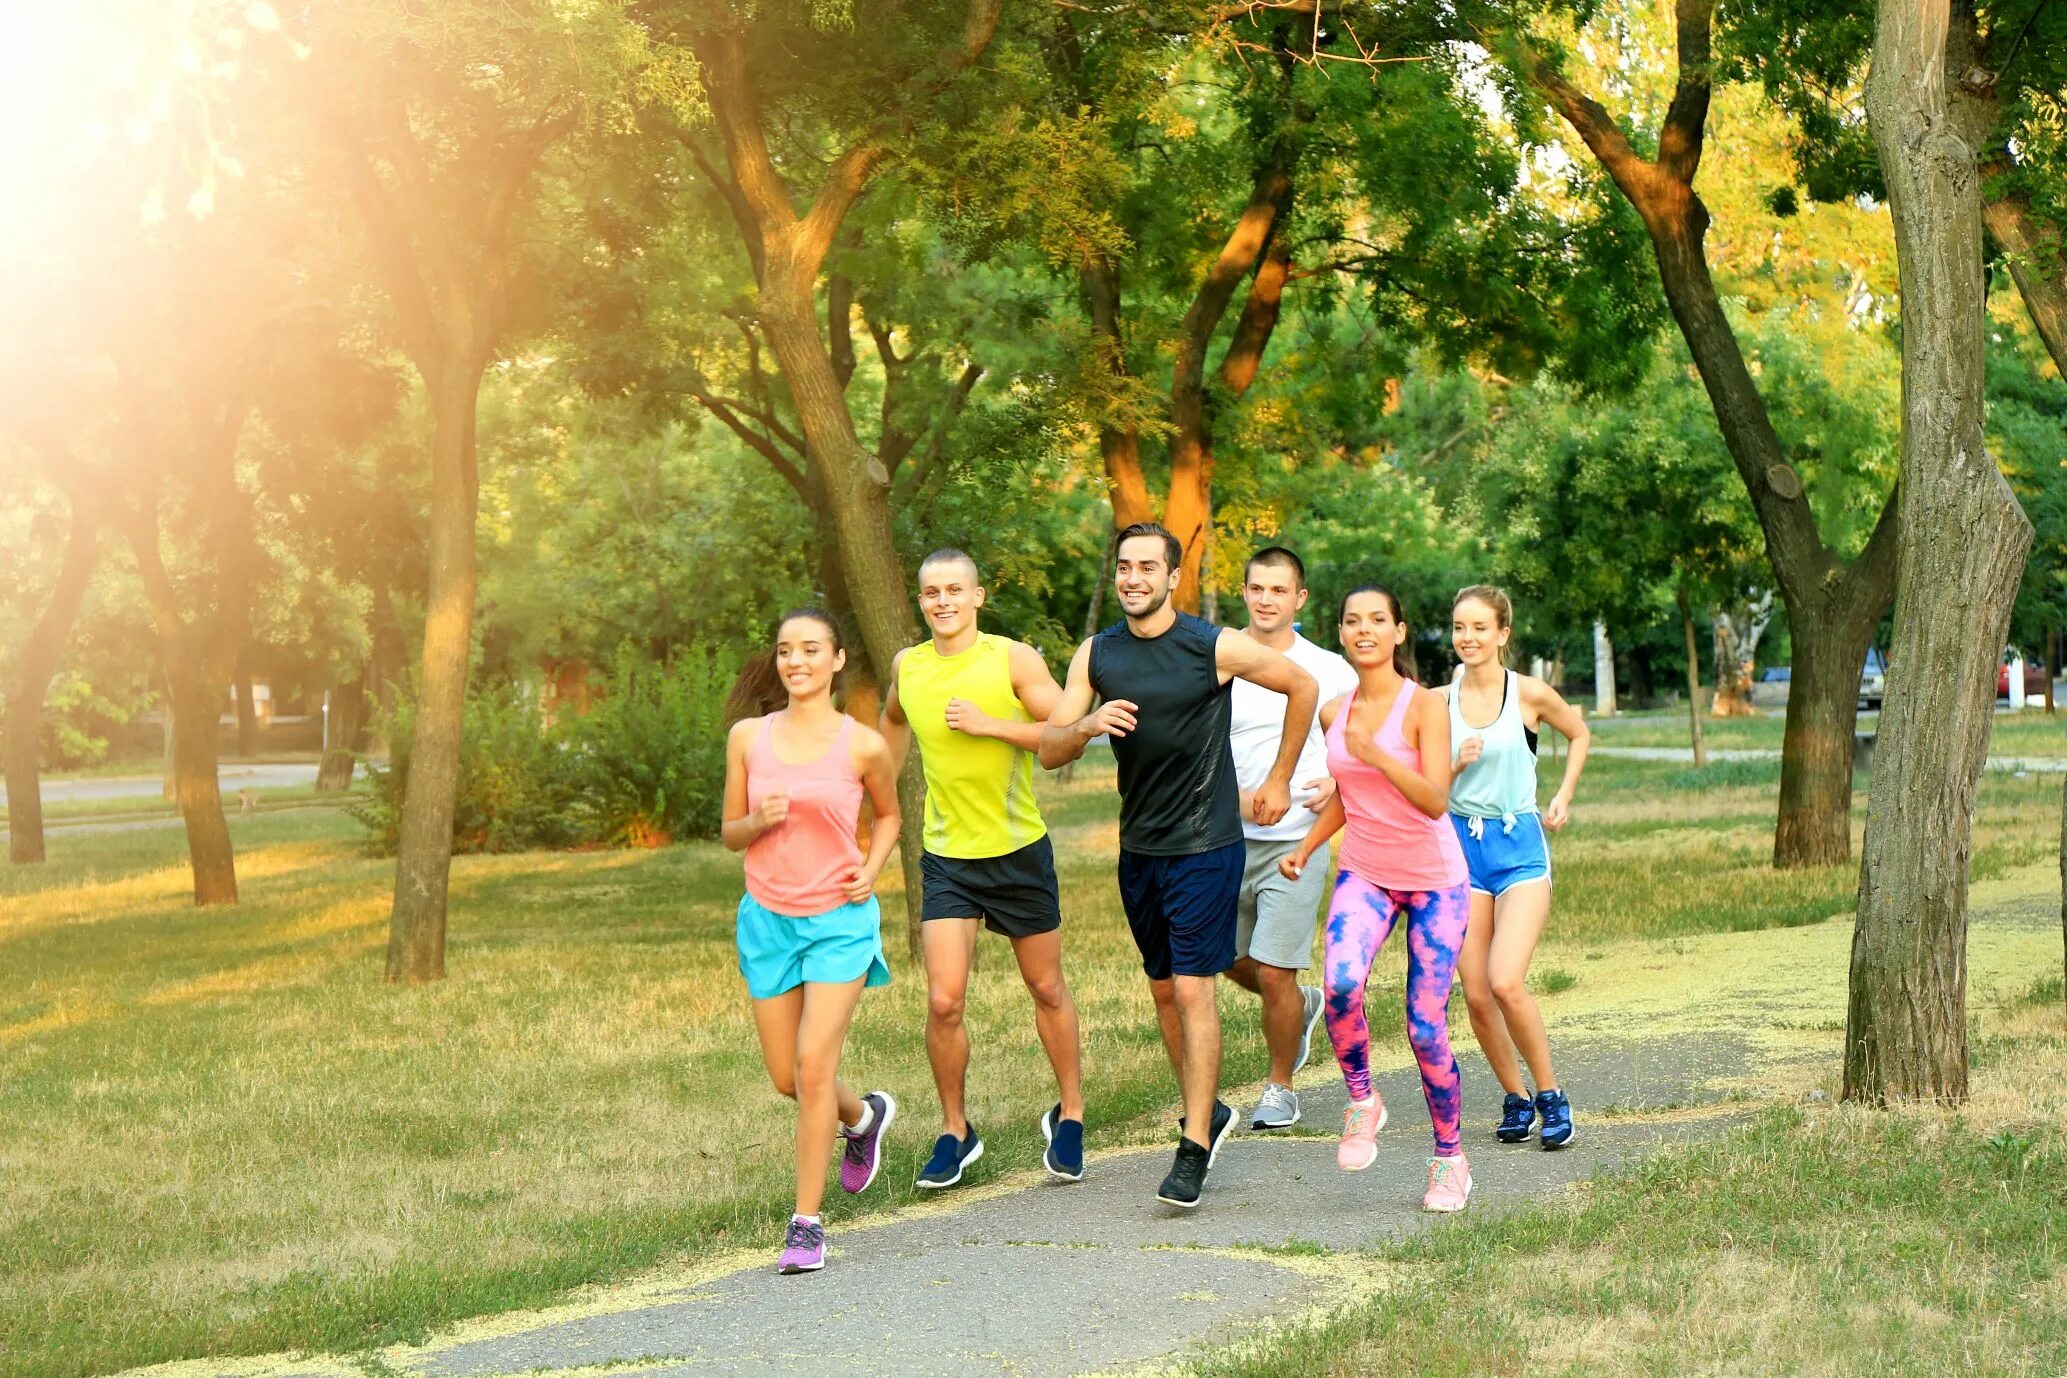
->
xmin=1496 ymin=1091 xmax=1536 ymax=1143
xmin=1041 ymin=1104 xmax=1084 ymax=1182
xmin=1536 ymin=1088 xmax=1574 ymax=1151
xmin=916 ymin=1126 xmax=983 ymax=1188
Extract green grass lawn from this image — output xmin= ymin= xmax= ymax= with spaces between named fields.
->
xmin=2 ymin=754 xmax=2060 ymax=1378
xmin=1590 ymin=705 xmax=2067 ymax=758
xmin=1194 ymin=976 xmax=2067 ymax=1378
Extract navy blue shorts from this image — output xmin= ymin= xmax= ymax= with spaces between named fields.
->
xmin=1117 ymin=840 xmax=1243 ymax=979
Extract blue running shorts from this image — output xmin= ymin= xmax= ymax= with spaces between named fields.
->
xmin=1450 ymin=812 xmax=1552 ymax=898
xmin=735 ymin=892 xmax=892 ymax=1000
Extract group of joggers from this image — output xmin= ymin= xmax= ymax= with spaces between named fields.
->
xmin=721 ymin=522 xmax=1591 ymax=1274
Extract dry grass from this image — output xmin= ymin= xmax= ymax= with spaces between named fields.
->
xmin=4 ymin=754 xmax=2060 ymax=1378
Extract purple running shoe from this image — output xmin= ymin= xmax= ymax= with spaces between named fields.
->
xmin=777 ymin=1216 xmax=825 ymax=1274
xmin=839 ymin=1090 xmax=897 ymax=1194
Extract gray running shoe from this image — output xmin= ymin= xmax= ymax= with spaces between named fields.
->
xmin=1249 ymin=1082 xmax=1300 ymax=1130
xmin=1291 ymin=985 xmax=1326 ymax=1076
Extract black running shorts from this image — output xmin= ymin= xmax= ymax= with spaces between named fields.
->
xmin=920 ymin=835 xmax=1063 ymax=938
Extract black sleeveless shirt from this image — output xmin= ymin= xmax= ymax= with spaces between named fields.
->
xmin=1088 ymin=612 xmax=1243 ymax=856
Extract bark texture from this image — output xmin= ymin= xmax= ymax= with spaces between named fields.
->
xmin=1846 ymin=0 xmax=2033 ymax=1104
xmin=1517 ymin=0 xmax=1897 ymax=868
xmin=4 ymin=493 xmax=98 ymax=865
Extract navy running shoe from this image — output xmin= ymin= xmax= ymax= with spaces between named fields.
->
xmin=1041 ymin=1104 xmax=1084 ymax=1182
xmin=1536 ymin=1088 xmax=1574 ymax=1151
xmin=1495 ymin=1091 xmax=1536 ymax=1143
xmin=916 ymin=1126 xmax=983 ymax=1188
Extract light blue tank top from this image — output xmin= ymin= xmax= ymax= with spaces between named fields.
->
xmin=1448 ymin=670 xmax=1538 ymax=827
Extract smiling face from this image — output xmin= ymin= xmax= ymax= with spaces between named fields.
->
xmin=1243 ymin=559 xmax=1307 ymax=635
xmin=774 ymin=614 xmax=845 ymax=701
xmin=1114 ymin=534 xmax=1179 ymax=619
xmin=917 ymin=556 xmax=984 ymax=640
xmin=1339 ymin=590 xmax=1406 ymax=671
xmin=1451 ymin=595 xmax=1510 ymax=669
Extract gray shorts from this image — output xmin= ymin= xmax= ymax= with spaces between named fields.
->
xmin=1236 ymin=837 xmax=1328 ymax=970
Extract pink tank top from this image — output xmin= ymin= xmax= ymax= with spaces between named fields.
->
xmin=743 ymin=714 xmax=865 ymax=916
xmin=1325 ymin=681 xmax=1467 ymax=892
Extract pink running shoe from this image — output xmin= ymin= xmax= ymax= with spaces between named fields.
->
xmin=1422 ymin=1153 xmax=1473 ymax=1212
xmin=1337 ymin=1096 xmax=1387 ymax=1171
xmin=777 ymin=1215 xmax=826 ymax=1274
xmin=838 ymin=1090 xmax=896 ymax=1194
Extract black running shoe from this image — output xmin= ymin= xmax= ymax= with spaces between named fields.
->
xmin=1156 ymin=1137 xmax=1211 ymax=1209
xmin=1495 ymin=1091 xmax=1536 ymax=1143
xmin=1179 ymin=1099 xmax=1237 ymax=1169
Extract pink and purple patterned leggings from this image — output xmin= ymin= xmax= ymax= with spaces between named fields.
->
xmin=1323 ymin=870 xmax=1470 ymax=1156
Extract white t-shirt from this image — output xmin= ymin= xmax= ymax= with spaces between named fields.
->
xmin=1228 ymin=631 xmax=1358 ymax=842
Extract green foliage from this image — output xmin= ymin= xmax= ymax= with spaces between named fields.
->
xmin=356 ymin=649 xmax=741 ymax=854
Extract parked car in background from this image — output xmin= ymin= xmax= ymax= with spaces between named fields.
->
xmin=1860 ymin=648 xmax=1887 ymax=710
xmin=1751 ymin=666 xmax=1791 ymax=709
xmin=1998 ymin=654 xmax=2049 ymax=700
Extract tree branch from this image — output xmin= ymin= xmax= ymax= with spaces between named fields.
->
xmin=1657 ymin=0 xmax=1715 ymax=185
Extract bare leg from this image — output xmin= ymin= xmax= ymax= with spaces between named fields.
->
xmin=1487 ymin=879 xmax=1557 ymax=1092
xmin=1173 ymin=973 xmax=1222 ymax=1149
xmin=1149 ymin=975 xmax=1183 ymax=1079
xmin=923 ymin=917 xmax=980 ymax=1136
xmin=1457 ymin=889 xmax=1528 ymax=1097
xmin=1253 ymin=962 xmax=1304 ymax=1085
xmin=1012 ymin=929 xmax=1086 ymax=1121
xmin=1224 ymin=956 xmax=1262 ymax=994
xmin=753 ymin=983 xmax=866 ymax=1217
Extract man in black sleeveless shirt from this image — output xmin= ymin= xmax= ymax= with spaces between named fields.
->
xmin=1042 ymin=523 xmax=1317 ymax=1208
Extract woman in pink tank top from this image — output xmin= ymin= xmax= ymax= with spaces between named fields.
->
xmin=721 ymin=608 xmax=901 ymax=1275
xmin=1279 ymin=586 xmax=1475 ymax=1213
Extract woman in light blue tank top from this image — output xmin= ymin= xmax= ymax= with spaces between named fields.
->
xmin=1442 ymin=586 xmax=1591 ymax=1151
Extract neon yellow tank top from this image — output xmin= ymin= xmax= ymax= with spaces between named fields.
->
xmin=898 ymin=633 xmax=1047 ymax=859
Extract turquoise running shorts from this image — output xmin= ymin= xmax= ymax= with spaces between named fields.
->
xmin=735 ymin=891 xmax=892 ymax=1000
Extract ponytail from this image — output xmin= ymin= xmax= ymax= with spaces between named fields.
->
xmin=723 ymin=606 xmax=847 ymax=724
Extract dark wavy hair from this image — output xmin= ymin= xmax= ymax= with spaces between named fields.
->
xmin=1338 ymin=584 xmax=1417 ymax=682
xmin=723 ymin=606 xmax=847 ymax=723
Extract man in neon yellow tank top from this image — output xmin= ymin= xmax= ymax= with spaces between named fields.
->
xmin=881 ymin=549 xmax=1087 ymax=1189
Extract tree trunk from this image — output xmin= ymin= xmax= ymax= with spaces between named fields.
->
xmin=168 ymin=669 xmax=236 ymax=904
xmin=1982 ymin=180 xmax=2067 ymax=375
xmin=161 ymin=677 xmax=176 ymax=801
xmin=1774 ymin=609 xmax=1874 ymax=866
xmin=1846 ymin=0 xmax=2032 ymax=1105
xmin=2045 ymin=629 xmax=2057 ymax=715
xmin=385 ymin=363 xmax=484 ymax=984
xmin=1676 ymin=581 xmax=1707 ymax=768
xmin=5 ymin=497 xmax=97 ymax=864
xmin=232 ymin=655 xmax=259 ymax=759
xmin=317 ymin=678 xmax=365 ymax=791
xmin=1593 ymin=621 xmax=1618 ymax=716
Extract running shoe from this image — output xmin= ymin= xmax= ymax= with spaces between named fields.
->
xmin=1536 ymin=1088 xmax=1574 ymax=1151
xmin=915 ymin=1125 xmax=983 ymax=1189
xmin=1421 ymin=1153 xmax=1473 ymax=1212
xmin=1040 ymin=1105 xmax=1084 ymax=1182
xmin=1291 ymin=984 xmax=1326 ymax=1076
xmin=1337 ymin=1095 xmax=1387 ymax=1171
xmin=1495 ymin=1091 xmax=1536 ymax=1143
xmin=777 ymin=1216 xmax=826 ymax=1274
xmin=1248 ymin=1082 xmax=1300 ymax=1130
xmin=1177 ymin=1099 xmax=1237 ymax=1168
xmin=838 ymin=1090 xmax=897 ymax=1193
xmin=1156 ymin=1137 xmax=1212 ymax=1209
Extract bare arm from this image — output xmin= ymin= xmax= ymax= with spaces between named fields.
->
xmin=879 ymin=648 xmax=913 ymax=772
xmin=1216 ymin=630 xmax=1318 ymax=826
xmin=1523 ymin=675 xmax=1591 ymax=831
xmin=947 ymin=641 xmax=1061 ymax=753
xmin=1039 ymin=640 xmax=1137 ymax=769
xmin=840 ymin=727 xmax=902 ymax=903
xmin=1278 ymin=791 xmax=1346 ymax=881
xmin=720 ymin=719 xmax=785 ymax=851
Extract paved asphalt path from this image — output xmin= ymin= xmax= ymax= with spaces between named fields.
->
xmin=183 ymin=1033 xmax=1755 ymax=1378
xmin=1 ymin=762 xmax=321 ymax=807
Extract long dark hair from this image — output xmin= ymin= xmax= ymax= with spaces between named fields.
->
xmin=724 ymin=607 xmax=846 ymax=724
xmin=1338 ymin=584 xmax=1418 ymax=682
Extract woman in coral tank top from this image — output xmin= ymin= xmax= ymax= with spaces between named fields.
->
xmin=721 ymin=608 xmax=901 ymax=1276
xmin=1279 ymin=586 xmax=1474 ymax=1213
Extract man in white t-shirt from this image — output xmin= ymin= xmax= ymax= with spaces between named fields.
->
xmin=1225 ymin=546 xmax=1359 ymax=1130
